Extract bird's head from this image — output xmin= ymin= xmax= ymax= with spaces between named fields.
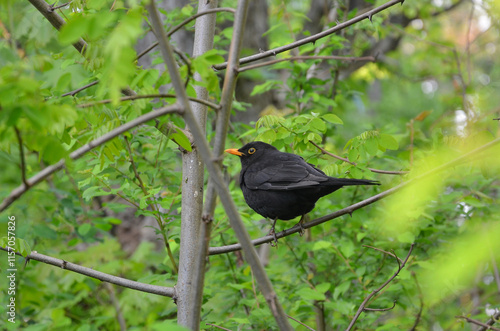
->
xmin=225 ymin=141 xmax=277 ymax=167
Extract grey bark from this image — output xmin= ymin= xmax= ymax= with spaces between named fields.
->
xmin=176 ymin=0 xmax=218 ymax=329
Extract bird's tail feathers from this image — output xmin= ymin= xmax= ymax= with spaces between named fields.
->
xmin=329 ymin=178 xmax=379 ymax=186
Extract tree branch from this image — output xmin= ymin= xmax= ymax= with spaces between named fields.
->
xmin=27 ymin=0 xmax=87 ymax=54
xmin=363 ymin=301 xmax=396 ymax=311
xmin=0 ymin=247 xmax=175 ymax=297
xmin=309 ymin=140 xmax=408 ymax=175
xmin=362 ymin=245 xmax=403 ymax=264
xmin=48 ymin=2 xmax=71 ymax=11
xmin=457 ymin=315 xmax=500 ymax=331
xmin=61 ymin=80 xmax=99 ymax=97
xmin=213 ymin=0 xmax=405 ymax=70
xmin=208 ymin=136 xmax=500 ymax=255
xmin=478 ymin=310 xmax=500 ymax=331
xmin=28 ymin=0 xmax=136 ymax=98
xmin=409 ymin=272 xmax=424 ymax=331
xmin=76 ymin=93 xmax=220 ymax=111
xmin=346 ymin=244 xmax=414 ymax=331
xmin=0 ymin=105 xmax=181 ymax=212
xmin=146 ymin=1 xmax=293 ymax=329
xmin=286 ymin=315 xmax=316 ymax=331
xmin=238 ymin=55 xmax=376 ymax=73
xmin=136 ymin=7 xmax=236 ymax=61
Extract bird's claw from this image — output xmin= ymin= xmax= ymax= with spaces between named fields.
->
xmin=268 ymin=228 xmax=279 ymax=247
xmin=298 ymin=222 xmax=305 ymax=236
xmin=295 ymin=215 xmax=306 ymax=236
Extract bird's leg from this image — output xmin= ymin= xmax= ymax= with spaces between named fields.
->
xmin=294 ymin=214 xmax=307 ymax=236
xmin=267 ymin=218 xmax=279 ymax=247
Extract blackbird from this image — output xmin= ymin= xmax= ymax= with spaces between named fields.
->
xmin=225 ymin=141 xmax=379 ymax=238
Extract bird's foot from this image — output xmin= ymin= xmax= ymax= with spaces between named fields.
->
xmin=298 ymin=222 xmax=305 ymax=236
xmin=295 ymin=215 xmax=306 ymax=236
xmin=268 ymin=218 xmax=279 ymax=247
xmin=268 ymin=228 xmax=279 ymax=247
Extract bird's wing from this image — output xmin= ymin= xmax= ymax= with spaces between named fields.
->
xmin=244 ymin=158 xmax=328 ymax=191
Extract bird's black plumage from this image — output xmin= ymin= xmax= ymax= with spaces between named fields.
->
xmin=225 ymin=141 xmax=379 ymax=221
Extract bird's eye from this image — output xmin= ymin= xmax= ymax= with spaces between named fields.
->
xmin=248 ymin=147 xmax=256 ymax=154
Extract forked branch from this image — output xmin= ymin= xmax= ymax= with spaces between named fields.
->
xmin=346 ymin=244 xmax=415 ymax=331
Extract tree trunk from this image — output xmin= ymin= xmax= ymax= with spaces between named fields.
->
xmin=176 ymin=1 xmax=218 ymax=329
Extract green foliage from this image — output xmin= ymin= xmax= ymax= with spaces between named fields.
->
xmin=0 ymin=0 xmax=499 ymax=330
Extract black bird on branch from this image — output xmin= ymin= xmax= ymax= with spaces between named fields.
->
xmin=225 ymin=141 xmax=379 ymax=244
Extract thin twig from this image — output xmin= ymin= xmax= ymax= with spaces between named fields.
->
xmin=213 ymin=0 xmax=405 ymax=70
xmin=238 ymin=55 xmax=376 ymax=73
xmin=409 ymin=272 xmax=424 ymax=331
xmin=136 ymin=7 xmax=235 ymax=61
xmin=286 ymin=315 xmax=316 ymax=331
xmin=60 ymin=81 xmax=94 ymax=97
xmin=205 ymin=323 xmax=232 ymax=331
xmin=0 ymin=247 xmax=175 ymax=297
xmin=62 ymin=80 xmax=99 ymax=97
xmin=346 ymin=244 xmax=415 ymax=331
xmin=457 ymin=315 xmax=500 ymax=331
xmin=362 ymin=245 xmax=403 ymax=264
xmin=77 ymin=93 xmax=220 ymax=110
xmin=363 ymin=301 xmax=396 ymax=311
xmin=478 ymin=310 xmax=500 ymax=331
xmin=14 ymin=127 xmax=29 ymax=187
xmin=309 ymin=140 xmax=408 ymax=175
xmin=104 ymin=283 xmax=127 ymax=331
xmin=0 ymin=105 xmax=181 ymax=212
xmin=48 ymin=1 xmax=71 ymax=12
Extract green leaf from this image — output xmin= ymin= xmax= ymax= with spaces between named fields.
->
xmin=82 ymin=186 xmax=109 ymax=200
xmin=310 ymin=117 xmax=326 ymax=132
xmin=339 ymin=239 xmax=355 ymax=258
xmin=201 ymin=49 xmax=225 ymax=64
xmin=257 ymin=129 xmax=277 ymax=143
xmin=250 ymin=80 xmax=281 ymax=96
xmin=397 ymin=231 xmax=415 ymax=243
xmin=306 ymin=132 xmax=322 ymax=144
xmin=140 ymin=196 xmax=149 ymax=209
xmin=296 ymin=286 xmax=326 ymax=301
xmin=171 ymin=131 xmax=192 ymax=151
xmin=256 ymin=115 xmax=284 ymax=128
xmin=59 ymin=15 xmax=89 ymax=45
xmin=18 ymin=238 xmax=32 ymax=257
xmin=364 ymin=137 xmax=379 ymax=155
xmin=378 ymin=133 xmax=399 ymax=150
xmin=78 ymin=223 xmax=92 ymax=236
xmin=316 ymin=283 xmax=331 ymax=293
xmin=333 ymin=281 xmax=351 ymax=300
xmin=322 ymin=113 xmax=343 ymax=125
xmin=312 ymin=240 xmax=332 ymax=251
xmin=348 ymin=148 xmax=359 ymax=162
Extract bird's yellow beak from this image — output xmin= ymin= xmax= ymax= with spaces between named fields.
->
xmin=225 ymin=148 xmax=244 ymax=156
